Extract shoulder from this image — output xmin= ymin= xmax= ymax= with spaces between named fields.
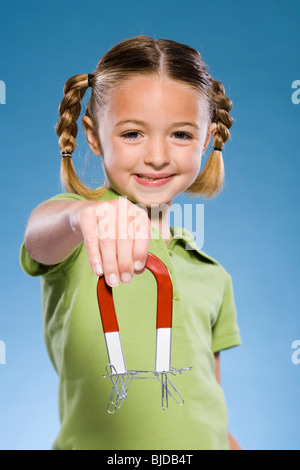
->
xmin=171 ymin=226 xmax=233 ymax=294
xmin=49 ymin=193 xmax=87 ymax=202
xmin=47 ymin=186 xmax=120 ymax=203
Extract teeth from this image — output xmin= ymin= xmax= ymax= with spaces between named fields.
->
xmin=137 ymin=175 xmax=166 ymax=180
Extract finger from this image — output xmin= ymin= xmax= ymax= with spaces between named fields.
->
xmin=129 ymin=205 xmax=151 ymax=273
xmin=115 ymin=206 xmax=134 ymax=284
xmin=116 ymin=238 xmax=134 ymax=283
xmin=97 ymin=202 xmax=120 ymax=287
xmin=79 ymin=205 xmax=103 ymax=276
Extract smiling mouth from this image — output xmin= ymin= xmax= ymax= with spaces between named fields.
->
xmin=135 ymin=174 xmax=175 ymax=180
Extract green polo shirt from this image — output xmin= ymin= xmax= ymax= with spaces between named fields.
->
xmin=20 ymin=187 xmax=241 ymax=450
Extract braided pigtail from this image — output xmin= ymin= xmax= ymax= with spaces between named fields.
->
xmin=55 ymin=73 xmax=106 ymax=200
xmin=185 ymin=80 xmax=233 ymax=198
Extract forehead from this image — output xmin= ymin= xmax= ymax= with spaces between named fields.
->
xmin=100 ymin=74 xmax=210 ymax=125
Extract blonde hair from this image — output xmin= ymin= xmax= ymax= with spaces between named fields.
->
xmin=56 ymin=36 xmax=233 ymax=200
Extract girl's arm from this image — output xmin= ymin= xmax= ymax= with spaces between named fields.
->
xmin=214 ymin=352 xmax=242 ymax=450
xmin=24 ymin=198 xmax=151 ymax=287
xmin=24 ymin=200 xmax=84 ymax=265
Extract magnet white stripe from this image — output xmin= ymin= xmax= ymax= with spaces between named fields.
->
xmin=155 ymin=328 xmax=172 ymax=372
xmin=104 ymin=331 xmax=126 ymax=374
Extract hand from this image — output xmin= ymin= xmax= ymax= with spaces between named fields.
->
xmin=70 ymin=197 xmax=151 ymax=287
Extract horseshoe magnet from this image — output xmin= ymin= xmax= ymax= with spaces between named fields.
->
xmin=97 ymin=252 xmax=173 ymax=374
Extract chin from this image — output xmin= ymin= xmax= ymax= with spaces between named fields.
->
xmin=137 ymin=196 xmax=171 ymax=208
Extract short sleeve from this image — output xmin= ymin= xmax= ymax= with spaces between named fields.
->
xmin=19 ymin=241 xmax=83 ymax=277
xmin=19 ymin=192 xmax=85 ymax=277
xmin=211 ymin=273 xmax=242 ymax=353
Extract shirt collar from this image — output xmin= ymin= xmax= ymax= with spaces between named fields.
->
xmin=170 ymin=226 xmax=218 ymax=265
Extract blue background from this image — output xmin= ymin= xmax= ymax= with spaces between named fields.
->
xmin=0 ymin=0 xmax=299 ymax=450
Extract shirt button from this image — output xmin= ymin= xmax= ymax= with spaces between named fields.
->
xmin=168 ymin=249 xmax=173 ymax=256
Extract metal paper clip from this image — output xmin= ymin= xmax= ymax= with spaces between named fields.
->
xmin=97 ymin=252 xmax=191 ymax=413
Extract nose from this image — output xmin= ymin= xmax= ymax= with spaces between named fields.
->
xmin=143 ymin=137 xmax=170 ymax=168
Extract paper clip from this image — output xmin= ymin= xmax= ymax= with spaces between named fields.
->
xmin=97 ymin=252 xmax=191 ymax=413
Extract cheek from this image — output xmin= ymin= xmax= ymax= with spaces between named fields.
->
xmin=105 ymin=140 xmax=138 ymax=169
xmin=189 ymin=159 xmax=202 ymax=179
xmin=178 ymin=148 xmax=202 ymax=175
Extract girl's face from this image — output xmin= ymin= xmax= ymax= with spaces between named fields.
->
xmin=84 ymin=74 xmax=215 ymax=208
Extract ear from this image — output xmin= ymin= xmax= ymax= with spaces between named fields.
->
xmin=82 ymin=116 xmax=103 ymax=156
xmin=202 ymin=122 xmax=217 ymax=154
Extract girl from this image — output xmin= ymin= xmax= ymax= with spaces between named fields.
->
xmin=20 ymin=36 xmax=242 ymax=450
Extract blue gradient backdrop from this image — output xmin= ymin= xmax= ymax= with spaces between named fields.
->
xmin=0 ymin=0 xmax=299 ymax=450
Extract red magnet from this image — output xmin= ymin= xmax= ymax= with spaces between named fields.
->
xmin=97 ymin=252 xmax=173 ymax=374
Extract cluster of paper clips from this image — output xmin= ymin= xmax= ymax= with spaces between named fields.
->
xmin=103 ymin=364 xmax=192 ymax=414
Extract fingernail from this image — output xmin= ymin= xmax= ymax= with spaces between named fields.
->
xmin=121 ymin=272 xmax=132 ymax=283
xmin=108 ymin=273 xmax=119 ymax=286
xmin=94 ymin=264 xmax=103 ymax=276
xmin=134 ymin=261 xmax=144 ymax=271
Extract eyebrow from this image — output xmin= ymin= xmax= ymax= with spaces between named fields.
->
xmin=115 ymin=119 xmax=200 ymax=130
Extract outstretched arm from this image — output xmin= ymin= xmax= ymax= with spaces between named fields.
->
xmin=214 ymin=352 xmax=242 ymax=450
xmin=24 ymin=198 xmax=151 ymax=287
